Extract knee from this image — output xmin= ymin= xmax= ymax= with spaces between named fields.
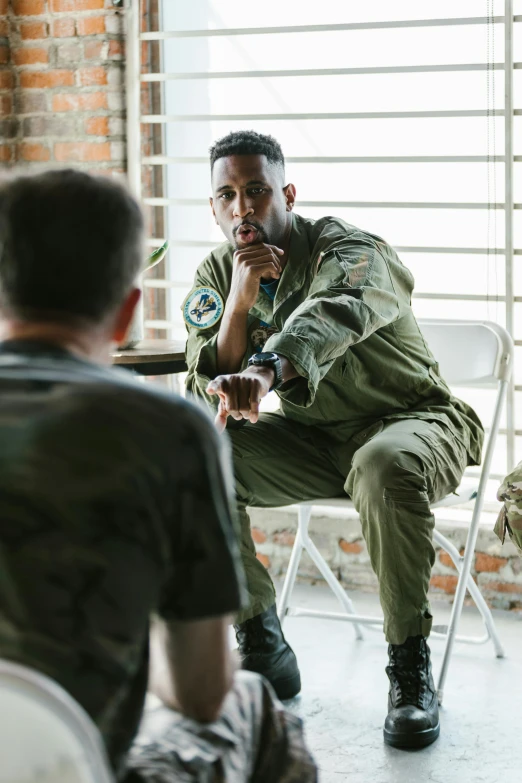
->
xmin=349 ymin=440 xmax=425 ymax=497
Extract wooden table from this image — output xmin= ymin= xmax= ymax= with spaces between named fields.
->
xmin=112 ymin=339 xmax=187 ymax=376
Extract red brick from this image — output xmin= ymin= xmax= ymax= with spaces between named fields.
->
xmin=20 ymin=21 xmax=47 ymax=39
xmin=52 ymin=91 xmax=107 ymax=111
xmin=76 ymin=15 xmax=105 ymax=36
xmin=79 ymin=66 xmax=107 ymax=86
xmin=483 ymin=581 xmax=522 ymax=594
xmin=439 ymin=551 xmax=455 ymax=569
xmin=18 ymin=142 xmax=50 ymax=162
xmin=251 ymin=527 xmax=267 ymax=545
xmin=21 ymin=70 xmax=75 ymax=89
xmin=12 ymin=0 xmax=46 ymax=14
xmin=0 ymin=47 xmax=8 ymax=65
xmin=0 ymin=71 xmax=13 ymax=90
xmin=339 ymin=538 xmax=363 ymax=555
xmin=51 ymin=18 xmax=75 ymax=38
xmin=430 ymin=575 xmax=458 ymax=594
xmin=85 ymin=116 xmax=109 ymax=135
xmin=108 ymin=40 xmax=124 ymax=59
xmin=54 ymin=141 xmax=111 ymax=162
xmin=50 ymin=0 xmax=104 ymax=10
xmin=13 ymin=47 xmax=49 ymax=66
xmin=0 ymin=19 xmax=9 ymax=37
xmin=439 ymin=548 xmax=464 ymax=569
xmin=84 ymin=40 xmax=104 ymax=60
xmin=0 ymin=0 xmax=7 ymax=15
xmin=273 ymin=531 xmax=296 ymax=547
xmin=0 ymin=94 xmax=13 ymax=114
xmin=0 ymin=144 xmax=12 ymax=162
xmin=475 ymin=554 xmax=508 ymax=573
xmin=256 ymin=553 xmax=271 ymax=569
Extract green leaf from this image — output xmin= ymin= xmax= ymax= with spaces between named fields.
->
xmin=144 ymin=240 xmax=169 ymax=271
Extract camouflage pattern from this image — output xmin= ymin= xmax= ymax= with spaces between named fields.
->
xmin=495 ymin=461 xmax=522 ymax=552
xmin=0 ymin=340 xmax=247 ymax=776
xmin=123 ymin=671 xmax=317 ymax=783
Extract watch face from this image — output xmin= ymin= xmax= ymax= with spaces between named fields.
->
xmin=255 ymin=352 xmax=277 ymax=361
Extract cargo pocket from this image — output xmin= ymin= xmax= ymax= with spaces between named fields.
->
xmin=412 ymin=423 xmax=467 ymax=504
xmin=383 ymin=487 xmax=431 ymax=507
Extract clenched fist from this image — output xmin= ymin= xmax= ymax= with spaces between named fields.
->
xmin=228 ymin=243 xmax=284 ymax=313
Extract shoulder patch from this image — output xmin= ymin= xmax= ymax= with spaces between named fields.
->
xmin=183 ymin=286 xmax=224 ymax=330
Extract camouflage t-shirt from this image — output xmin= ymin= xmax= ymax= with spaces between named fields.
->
xmin=0 ymin=340 xmax=245 ymax=775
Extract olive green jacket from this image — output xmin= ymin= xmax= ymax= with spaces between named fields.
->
xmin=184 ymin=213 xmax=483 ymax=465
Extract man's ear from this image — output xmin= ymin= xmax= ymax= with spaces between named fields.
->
xmin=209 ymin=196 xmax=219 ymax=225
xmin=112 ymin=287 xmax=141 ymax=345
xmin=284 ymin=183 xmax=296 ymax=212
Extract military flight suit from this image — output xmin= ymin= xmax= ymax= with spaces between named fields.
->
xmin=495 ymin=461 xmax=522 ymax=553
xmin=184 ymin=213 xmax=484 ymax=644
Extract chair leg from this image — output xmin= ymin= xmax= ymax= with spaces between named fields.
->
xmin=464 ymin=574 xmax=505 ymax=658
xmin=436 ymin=463 xmax=504 ymax=705
xmin=434 ymin=530 xmax=505 ymax=658
xmin=277 ymin=506 xmax=311 ymax=626
xmin=296 ymin=507 xmax=364 ymax=640
xmin=277 ymin=536 xmax=304 ymax=627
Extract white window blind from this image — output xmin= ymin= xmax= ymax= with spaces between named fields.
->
xmin=130 ymin=0 xmax=522 ymax=510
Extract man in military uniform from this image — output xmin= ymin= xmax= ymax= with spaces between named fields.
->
xmin=496 ymin=462 xmax=522 ymax=552
xmin=0 ymin=170 xmax=316 ymax=782
xmin=184 ymin=130 xmax=484 ymax=749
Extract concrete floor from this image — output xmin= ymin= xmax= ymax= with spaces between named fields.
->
xmin=277 ymin=581 xmax=521 ymax=783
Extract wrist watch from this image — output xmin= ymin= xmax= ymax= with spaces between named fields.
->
xmin=247 ymin=352 xmax=284 ymax=391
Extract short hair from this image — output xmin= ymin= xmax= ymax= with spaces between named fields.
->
xmin=0 ymin=169 xmax=144 ymax=325
xmin=210 ymin=130 xmax=285 ymax=173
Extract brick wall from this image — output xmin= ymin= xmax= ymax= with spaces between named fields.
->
xmin=250 ymin=507 xmax=522 ymax=613
xmin=0 ymin=0 xmax=167 ymax=329
xmin=0 ymin=0 xmax=126 ymax=175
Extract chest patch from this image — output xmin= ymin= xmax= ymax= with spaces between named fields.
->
xmin=250 ymin=322 xmax=279 ymax=350
xmin=183 ymin=287 xmax=224 ymax=330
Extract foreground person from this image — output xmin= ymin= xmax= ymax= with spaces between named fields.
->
xmin=0 ymin=170 xmax=317 ymax=782
xmin=184 ymin=130 xmax=484 ymax=748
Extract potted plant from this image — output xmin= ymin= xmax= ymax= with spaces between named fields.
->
xmin=118 ymin=240 xmax=169 ymax=349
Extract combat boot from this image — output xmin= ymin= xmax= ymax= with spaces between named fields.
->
xmin=383 ymin=635 xmax=440 ymax=748
xmin=234 ymin=604 xmax=301 ymax=700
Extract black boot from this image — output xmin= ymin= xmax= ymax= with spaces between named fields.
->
xmin=383 ymin=635 xmax=440 ymax=749
xmin=234 ymin=604 xmax=301 ymax=700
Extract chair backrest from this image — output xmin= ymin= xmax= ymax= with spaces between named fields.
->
xmin=0 ymin=659 xmax=115 ymax=783
xmin=418 ymin=319 xmax=513 ymax=387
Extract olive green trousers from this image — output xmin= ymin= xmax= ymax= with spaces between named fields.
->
xmin=229 ymin=413 xmax=468 ymax=645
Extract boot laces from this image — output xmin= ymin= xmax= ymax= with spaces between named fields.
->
xmin=387 ymin=636 xmax=431 ymax=708
xmin=234 ymin=619 xmax=263 ymax=654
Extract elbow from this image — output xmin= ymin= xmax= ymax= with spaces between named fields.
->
xmin=179 ymin=691 xmax=227 ymax=724
xmin=177 ymin=670 xmax=232 ymax=724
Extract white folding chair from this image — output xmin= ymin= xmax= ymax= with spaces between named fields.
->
xmin=0 ymin=659 xmax=115 ymax=783
xmin=277 ymin=319 xmax=514 ymax=704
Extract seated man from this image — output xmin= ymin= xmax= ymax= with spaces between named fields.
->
xmin=0 ymin=170 xmax=317 ymax=782
xmin=184 ymin=130 xmax=485 ymax=749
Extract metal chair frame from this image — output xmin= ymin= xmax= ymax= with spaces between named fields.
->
xmin=0 ymin=659 xmax=115 ymax=783
xmin=277 ymin=320 xmax=514 ymax=705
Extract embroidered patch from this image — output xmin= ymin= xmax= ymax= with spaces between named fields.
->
xmin=250 ymin=321 xmax=279 ymax=351
xmin=183 ymin=287 xmax=224 ymax=330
